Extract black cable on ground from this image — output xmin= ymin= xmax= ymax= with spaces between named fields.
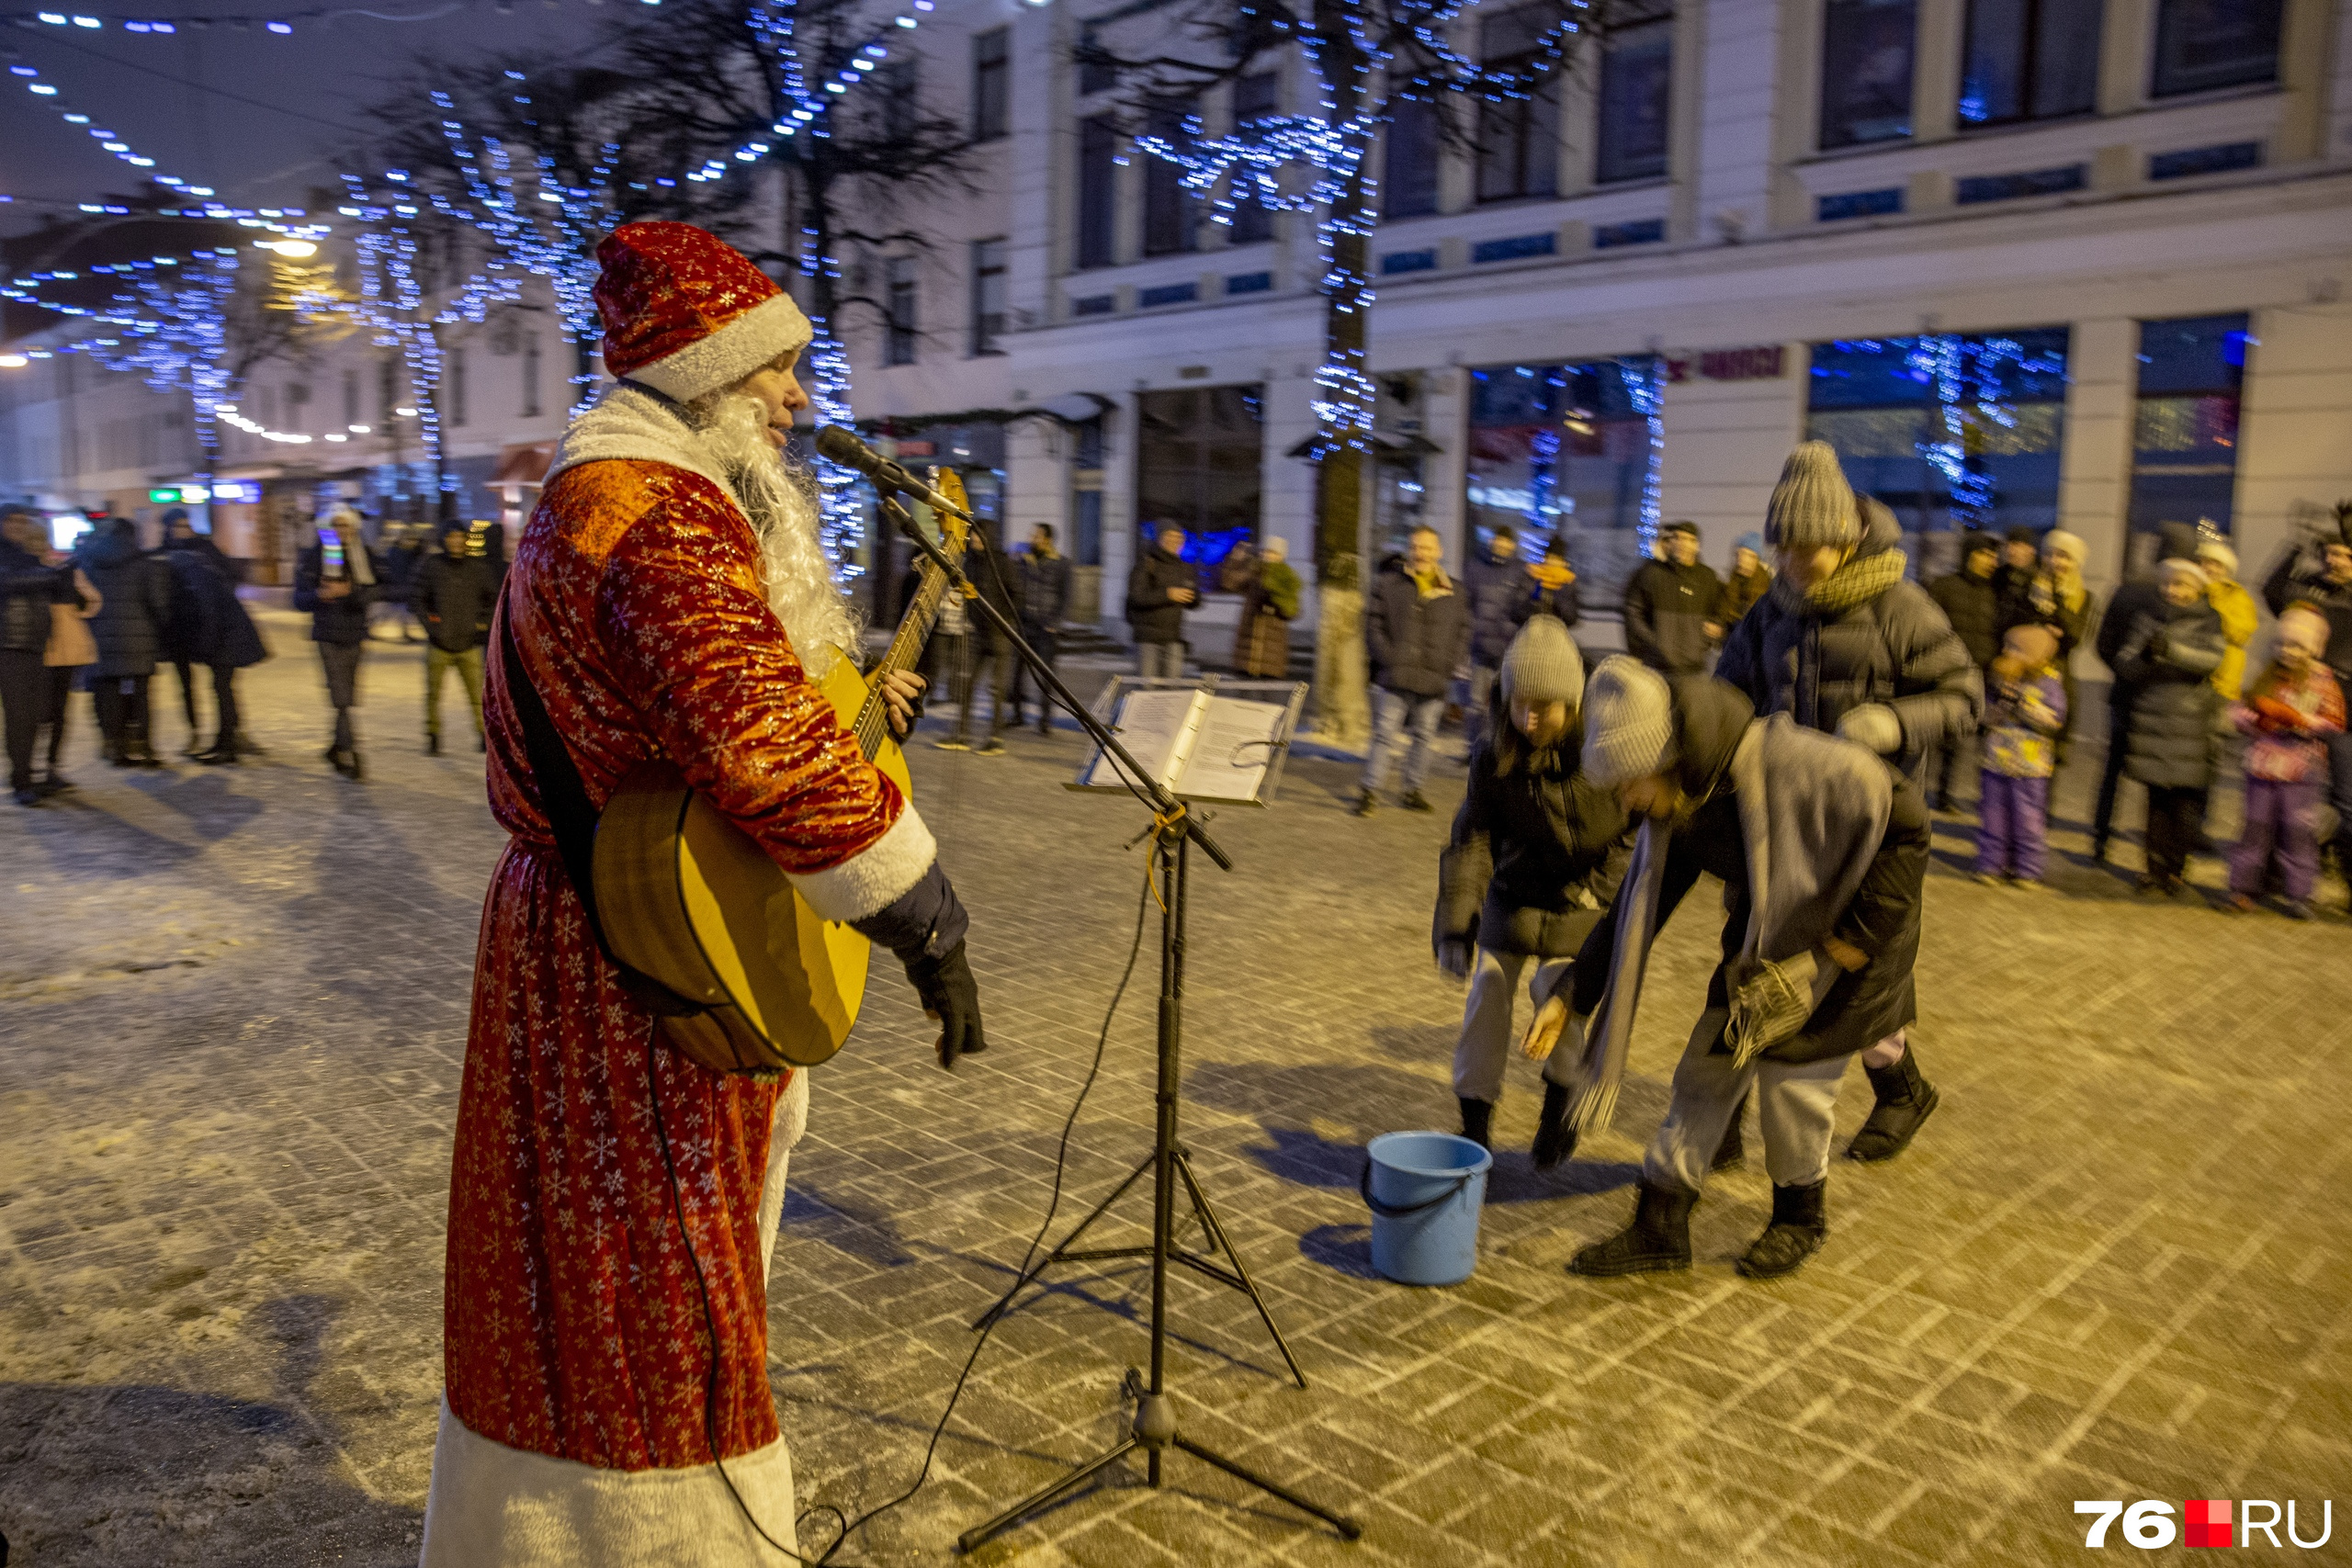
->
xmin=649 ymin=851 xmax=1157 ymax=1564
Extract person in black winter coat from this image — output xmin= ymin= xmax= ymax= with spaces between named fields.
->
xmin=1715 ymin=442 xmax=1979 ymax=1168
xmin=1924 ymin=531 xmax=2003 ymax=808
xmin=294 ymin=510 xmax=380 ymax=778
xmin=155 ymin=510 xmax=210 ymax=752
xmin=2092 ymin=522 xmax=2202 ymax=860
xmin=162 ymin=516 xmax=268 ymax=763
xmin=2119 ymin=558 xmax=2227 ymax=897
xmin=1009 ymin=524 xmax=1072 ymax=735
xmin=1433 ymin=617 xmax=1628 ymax=1149
xmin=2258 ymin=510 xmax=2352 ymax=874
xmin=1358 ymin=525 xmax=1471 ymax=815
xmin=1462 ymin=528 xmax=1538 ymax=752
xmin=0 ymin=507 xmax=70 ymax=803
xmin=1622 ymin=521 xmax=1724 ymax=675
xmin=936 ymin=522 xmax=1023 ymax=754
xmin=413 ymin=522 xmax=496 ymax=753
xmin=1125 ymin=525 xmax=1197 ymax=678
xmin=76 ymin=516 xmax=175 ymax=767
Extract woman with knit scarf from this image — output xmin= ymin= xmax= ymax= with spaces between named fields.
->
xmin=1713 ymin=442 xmax=1982 ymax=1166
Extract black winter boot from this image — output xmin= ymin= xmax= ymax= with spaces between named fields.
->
xmin=1531 ymin=1081 xmax=1576 ymax=1168
xmin=1457 ymin=1097 xmax=1494 ymax=1151
xmin=1846 ymin=1043 xmax=1939 ymax=1162
xmin=1569 ymin=1182 xmax=1696 ymax=1276
xmin=1736 ymin=1180 xmax=1828 ymax=1279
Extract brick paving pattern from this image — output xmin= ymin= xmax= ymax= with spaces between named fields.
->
xmin=3 ymin=611 xmax=2347 ymax=1566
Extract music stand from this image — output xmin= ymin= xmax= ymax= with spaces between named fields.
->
xmin=871 ymin=499 xmax=1357 ymax=1552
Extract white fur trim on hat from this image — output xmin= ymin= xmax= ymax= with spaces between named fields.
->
xmin=2193 ymin=537 xmax=2238 ymax=575
xmin=786 ymin=805 xmax=938 ymax=923
xmin=625 ymin=292 xmax=815 ymax=404
xmin=2042 ymin=529 xmax=2087 ymax=564
xmin=2155 ymin=558 xmax=2208 ymax=591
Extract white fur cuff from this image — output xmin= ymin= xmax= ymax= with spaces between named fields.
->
xmin=788 ymin=806 xmax=937 ymax=923
xmin=627 ymin=293 xmax=814 ymax=403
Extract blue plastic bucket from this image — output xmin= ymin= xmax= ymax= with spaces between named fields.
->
xmin=1360 ymin=1131 xmax=1492 ymax=1286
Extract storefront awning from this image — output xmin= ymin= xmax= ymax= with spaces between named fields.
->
xmin=1285 ymin=430 xmax=1444 ymax=461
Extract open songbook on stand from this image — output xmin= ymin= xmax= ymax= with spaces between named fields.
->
xmin=1077 ymin=684 xmax=1301 ymax=805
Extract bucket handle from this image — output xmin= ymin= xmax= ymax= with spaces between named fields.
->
xmin=1358 ymin=1158 xmax=1474 ymax=1219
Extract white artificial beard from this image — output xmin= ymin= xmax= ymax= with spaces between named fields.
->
xmin=687 ymin=391 xmax=862 ymax=677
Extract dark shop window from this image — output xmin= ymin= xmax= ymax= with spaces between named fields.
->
xmin=2151 ymin=0 xmax=2282 ymax=98
xmin=1960 ymin=0 xmax=2100 ymax=127
xmin=1595 ymin=6 xmax=1673 ymax=186
xmin=1143 ymin=97 xmax=1198 ymax=256
xmin=1820 ymin=0 xmax=1917 ymax=149
xmin=1076 ymin=114 xmax=1117 ymax=270
xmin=972 ymin=28 xmax=1009 ymax=141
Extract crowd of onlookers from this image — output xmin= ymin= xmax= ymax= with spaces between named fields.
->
xmin=0 ymin=503 xmax=507 ymax=802
xmin=1110 ymin=486 xmax=2352 ymax=919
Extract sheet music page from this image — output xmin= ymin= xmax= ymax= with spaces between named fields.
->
xmin=1082 ymin=688 xmax=1206 ymax=791
xmin=1170 ymin=696 xmax=1289 ymax=802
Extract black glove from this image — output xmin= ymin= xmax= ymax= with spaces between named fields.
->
xmin=905 ymin=942 xmax=987 ymax=1068
xmin=850 ymin=861 xmax=986 ymax=1069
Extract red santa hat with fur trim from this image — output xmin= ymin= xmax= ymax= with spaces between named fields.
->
xmin=594 ymin=221 xmax=812 ymax=401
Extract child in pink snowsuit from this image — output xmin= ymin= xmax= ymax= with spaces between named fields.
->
xmin=2227 ymin=606 xmax=2345 ymax=919
xmin=1973 ymin=624 xmax=2066 ymax=888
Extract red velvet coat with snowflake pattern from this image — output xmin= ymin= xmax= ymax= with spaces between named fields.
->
xmin=445 ymin=457 xmax=904 ymax=1470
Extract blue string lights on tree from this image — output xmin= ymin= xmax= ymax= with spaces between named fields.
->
xmin=1122 ymin=0 xmax=1589 ymax=536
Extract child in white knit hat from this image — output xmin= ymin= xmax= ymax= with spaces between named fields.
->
xmin=1432 ymin=617 xmax=1630 ymax=1151
xmin=2225 ymin=606 xmax=2345 ymax=918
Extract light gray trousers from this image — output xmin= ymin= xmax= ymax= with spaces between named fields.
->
xmin=1641 ymin=1008 xmax=1852 ymax=1192
xmin=1453 ymin=948 xmax=1574 ymax=1103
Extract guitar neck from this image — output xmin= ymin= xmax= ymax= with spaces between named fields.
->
xmin=850 ymin=535 xmax=967 ymax=759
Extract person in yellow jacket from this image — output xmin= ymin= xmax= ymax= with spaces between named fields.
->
xmin=2195 ymin=537 xmax=2259 ymax=701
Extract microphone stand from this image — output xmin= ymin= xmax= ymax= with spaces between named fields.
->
xmin=876 ymin=495 xmax=1359 ymax=1551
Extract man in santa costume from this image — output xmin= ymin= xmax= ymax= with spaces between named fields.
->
xmin=419 ymin=221 xmax=987 ymax=1564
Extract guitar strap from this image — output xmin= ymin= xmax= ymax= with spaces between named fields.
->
xmin=496 ymin=603 xmax=707 ymax=1020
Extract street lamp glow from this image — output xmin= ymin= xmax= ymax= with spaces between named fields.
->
xmin=260 ymin=239 xmax=319 ymax=258
xmin=0 ymin=354 xmax=28 ymax=368
xmin=392 ymin=406 xmax=417 ymax=417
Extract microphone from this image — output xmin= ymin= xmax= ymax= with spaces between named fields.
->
xmin=814 ymin=425 xmax=974 ymax=521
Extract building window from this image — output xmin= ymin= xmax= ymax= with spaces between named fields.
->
xmin=1476 ymin=6 xmax=1561 ymax=204
xmin=1595 ymin=5 xmax=1673 ymax=186
xmin=972 ymin=28 xmax=1009 ymax=141
xmin=1231 ymin=72 xmax=1282 ymax=242
xmin=1143 ymin=97 xmax=1197 ymax=256
xmin=1464 ymin=356 xmax=1665 ymax=606
xmin=521 ymin=337 xmax=541 ymax=418
xmin=1077 ymin=23 xmax=1118 ymax=96
xmin=970 ymin=239 xmax=1007 ymax=356
xmin=886 ymin=257 xmax=918 ymax=367
xmin=2151 ymin=0 xmax=2282 ymax=98
xmin=1136 ymin=384 xmax=1263 ymax=570
xmin=1076 ymin=114 xmax=1118 ymax=270
xmin=448 ymin=348 xmax=468 ymax=427
xmin=1960 ymin=0 xmax=2099 ymax=127
xmin=1385 ymin=75 xmax=1442 ymax=219
xmin=1804 ymin=328 xmax=2070 ymax=546
xmin=1820 ymin=0 xmax=1917 ymax=149
xmin=877 ymin=59 xmax=919 ymax=141
xmin=2127 ymin=314 xmax=2248 ymax=567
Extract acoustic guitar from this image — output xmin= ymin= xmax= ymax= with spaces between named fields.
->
xmin=594 ymin=470 xmax=973 ymax=1076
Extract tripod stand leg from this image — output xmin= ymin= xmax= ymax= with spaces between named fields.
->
xmin=954 ymin=1436 xmax=1142 ymax=1554
xmin=1172 ymin=1149 xmax=1309 ymax=1389
xmin=971 ymin=1151 xmax=1155 ymax=1331
xmin=1170 ymin=1435 xmax=1363 ymax=1540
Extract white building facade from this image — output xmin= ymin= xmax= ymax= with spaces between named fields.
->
xmin=839 ymin=0 xmax=2352 ymax=640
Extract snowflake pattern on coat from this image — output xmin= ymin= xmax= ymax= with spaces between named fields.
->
xmin=446 ymin=457 xmax=904 ymax=1471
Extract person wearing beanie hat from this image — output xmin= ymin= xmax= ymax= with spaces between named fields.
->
xmin=1433 ymin=620 xmax=1627 ymax=1151
xmin=1722 ymin=530 xmax=1772 ymax=625
xmin=1462 ymin=524 xmax=1567 ymax=755
xmin=1623 ymin=521 xmax=1726 ymax=676
xmin=2259 ymin=515 xmax=2352 ymax=881
xmin=2093 ymin=521 xmax=2202 ymax=859
xmin=2002 ymin=525 xmax=2099 ymax=768
xmin=1973 ymin=623 xmax=2067 ymax=888
xmin=2192 ymin=535 xmax=2258 ymax=705
xmin=1514 ymin=663 xmax=1932 ymax=1280
xmin=1926 ymin=531 xmax=2005 ymax=810
xmin=2224 ymin=605 xmax=2345 ymax=917
xmin=1717 ymin=442 xmax=1978 ymax=1164
xmin=420 ymin=221 xmax=994 ymax=1561
xmin=2114 ymin=556 xmax=2227 ymax=897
